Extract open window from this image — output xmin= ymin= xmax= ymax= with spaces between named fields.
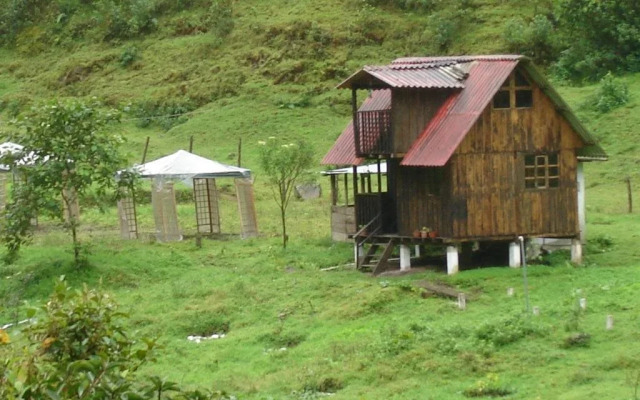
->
xmin=524 ymin=153 xmax=559 ymax=189
xmin=493 ymin=70 xmax=533 ymax=109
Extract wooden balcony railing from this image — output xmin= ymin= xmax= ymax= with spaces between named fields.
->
xmin=355 ymin=109 xmax=392 ymax=156
xmin=356 ymin=192 xmax=395 ymax=234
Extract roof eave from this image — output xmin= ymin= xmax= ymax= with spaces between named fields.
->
xmin=336 ymin=69 xmax=392 ymax=90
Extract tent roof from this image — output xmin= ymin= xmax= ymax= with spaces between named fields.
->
xmin=135 ymin=150 xmax=251 ymax=179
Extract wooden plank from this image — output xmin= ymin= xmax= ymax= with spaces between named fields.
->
xmin=413 ymin=280 xmax=466 ymax=299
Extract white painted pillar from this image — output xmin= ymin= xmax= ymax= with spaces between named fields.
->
xmin=446 ymin=245 xmax=459 ymax=275
xmin=400 ymin=245 xmax=411 ymax=271
xmin=414 ymin=245 xmax=421 ymax=258
xmin=353 ymin=242 xmax=364 ymax=265
xmin=571 ymin=238 xmax=582 ymax=264
xmin=577 ymin=162 xmax=586 ymax=243
xmin=509 ymin=242 xmax=521 ymax=268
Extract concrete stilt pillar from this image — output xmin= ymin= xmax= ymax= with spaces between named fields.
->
xmin=354 ymin=242 xmax=364 ymax=265
xmin=414 ymin=245 xmax=421 ymax=258
xmin=400 ymin=244 xmax=411 ymax=271
xmin=446 ymin=245 xmax=459 ymax=275
xmin=571 ymin=238 xmax=582 ymax=264
xmin=509 ymin=242 xmax=521 ymax=268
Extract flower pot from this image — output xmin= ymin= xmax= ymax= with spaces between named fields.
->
xmin=413 ymin=229 xmax=421 ymax=238
xmin=428 ymin=230 xmax=438 ymax=239
xmin=420 ymin=230 xmax=428 ymax=239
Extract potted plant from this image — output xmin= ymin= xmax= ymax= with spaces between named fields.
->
xmin=428 ymin=230 xmax=438 ymax=239
xmin=413 ymin=229 xmax=421 ymax=238
xmin=420 ymin=226 xmax=430 ymax=239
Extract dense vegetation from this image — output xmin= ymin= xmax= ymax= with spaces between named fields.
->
xmin=1 ymin=0 xmax=639 ymax=398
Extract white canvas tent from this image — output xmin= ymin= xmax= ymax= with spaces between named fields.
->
xmin=118 ymin=150 xmax=258 ymax=242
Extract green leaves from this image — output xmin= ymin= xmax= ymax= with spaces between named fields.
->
xmin=258 ymin=137 xmax=314 ymax=248
xmin=0 ymin=99 xmax=135 ymax=265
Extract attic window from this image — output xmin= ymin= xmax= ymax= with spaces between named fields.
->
xmin=524 ymin=153 xmax=559 ymax=189
xmin=493 ymin=70 xmax=533 ymax=109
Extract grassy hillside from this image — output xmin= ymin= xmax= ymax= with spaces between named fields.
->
xmin=2 ymin=0 xmax=640 ymax=398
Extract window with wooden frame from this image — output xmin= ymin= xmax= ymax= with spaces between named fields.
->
xmin=493 ymin=70 xmax=533 ymax=109
xmin=524 ymin=153 xmax=559 ymax=189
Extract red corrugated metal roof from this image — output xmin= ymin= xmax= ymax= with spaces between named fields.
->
xmin=392 ymin=55 xmax=523 ymax=65
xmin=401 ymin=60 xmax=518 ymax=166
xmin=321 ymin=90 xmax=390 ymax=165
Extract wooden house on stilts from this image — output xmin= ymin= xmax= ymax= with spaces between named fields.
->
xmin=322 ymin=55 xmax=607 ymax=275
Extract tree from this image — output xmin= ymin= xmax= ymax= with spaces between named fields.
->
xmin=258 ymin=137 xmax=314 ymax=249
xmin=0 ymin=99 xmax=132 ymax=265
xmin=556 ymin=0 xmax=640 ymax=81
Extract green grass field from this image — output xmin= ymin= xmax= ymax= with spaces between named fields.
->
xmin=2 ymin=0 xmax=640 ymax=398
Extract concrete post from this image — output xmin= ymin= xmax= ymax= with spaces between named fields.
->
xmin=400 ymin=244 xmax=411 ymax=271
xmin=414 ymin=245 xmax=421 ymax=258
xmin=577 ymin=162 xmax=586 ymax=243
xmin=354 ymin=242 xmax=363 ymax=265
xmin=571 ymin=238 xmax=582 ymax=264
xmin=446 ymin=245 xmax=459 ymax=275
xmin=509 ymin=241 xmax=521 ymax=268
xmin=457 ymin=293 xmax=466 ymax=310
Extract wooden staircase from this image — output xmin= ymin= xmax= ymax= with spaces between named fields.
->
xmin=353 ymin=214 xmax=398 ymax=275
xmin=359 ymin=238 xmax=398 ymax=275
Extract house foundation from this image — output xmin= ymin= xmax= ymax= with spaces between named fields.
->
xmin=509 ymin=241 xmax=521 ymax=268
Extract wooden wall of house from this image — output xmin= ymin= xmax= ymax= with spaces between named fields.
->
xmin=447 ymin=70 xmax=583 ymax=239
xmin=391 ymin=159 xmax=451 ymax=236
xmin=390 ymin=67 xmax=584 ymax=241
xmin=391 ymin=89 xmax=450 ymax=154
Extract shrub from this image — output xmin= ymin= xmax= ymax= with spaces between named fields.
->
xmin=464 ymin=373 xmax=513 ymax=398
xmin=119 ymin=45 xmax=139 ymax=67
xmin=100 ymin=0 xmax=158 ymax=41
xmin=0 ymin=279 xmax=233 ymax=399
xmin=475 ymin=314 xmax=547 ymax=347
xmin=583 ymin=72 xmax=630 ymax=113
xmin=562 ymin=332 xmax=591 ymax=348
xmin=207 ymin=0 xmax=234 ymax=38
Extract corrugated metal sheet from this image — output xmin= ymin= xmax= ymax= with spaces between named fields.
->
xmin=327 ymin=55 xmax=606 ymax=167
xmin=337 ymin=63 xmax=467 ymax=89
xmin=392 ymin=55 xmax=523 ymax=65
xmin=321 ymin=90 xmax=390 ymax=165
xmin=401 ymin=60 xmax=517 ymax=166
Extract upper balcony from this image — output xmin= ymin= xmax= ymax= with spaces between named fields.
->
xmin=354 ymin=109 xmax=393 ymax=157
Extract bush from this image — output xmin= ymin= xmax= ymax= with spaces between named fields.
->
xmin=0 ymin=279 xmax=233 ymax=399
xmin=119 ymin=45 xmax=139 ymax=67
xmin=207 ymin=0 xmax=234 ymax=38
xmin=583 ymin=72 xmax=630 ymax=113
xmin=0 ymin=278 xmax=156 ymax=399
xmin=100 ymin=0 xmax=158 ymax=41
xmin=562 ymin=332 xmax=591 ymax=348
xmin=475 ymin=314 xmax=547 ymax=347
xmin=464 ymin=373 xmax=513 ymax=398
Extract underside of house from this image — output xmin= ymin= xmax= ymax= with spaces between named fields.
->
xmin=323 ymin=55 xmax=607 ymax=274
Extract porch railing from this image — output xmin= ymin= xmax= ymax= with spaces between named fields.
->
xmin=355 ymin=192 xmax=394 ymax=234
